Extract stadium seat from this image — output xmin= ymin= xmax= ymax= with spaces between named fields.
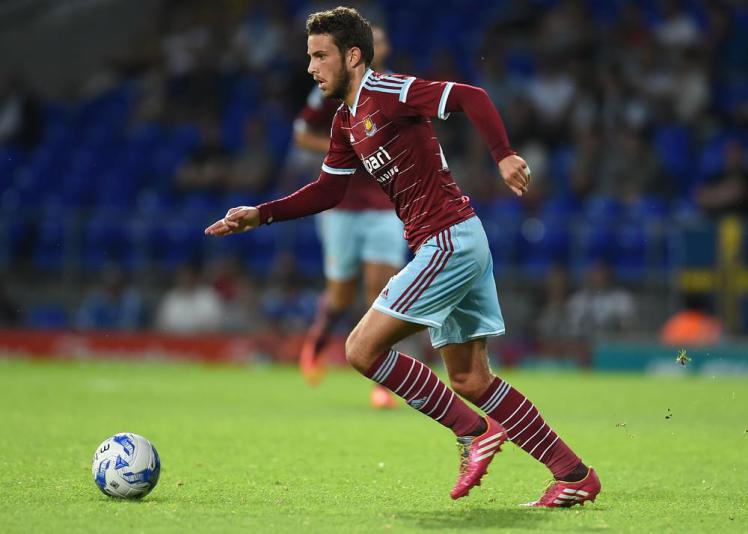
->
xmin=290 ymin=220 xmax=323 ymax=279
xmin=584 ymin=195 xmax=621 ymax=226
xmin=612 ymin=222 xmax=648 ymax=282
xmin=26 ymin=304 xmax=69 ymax=329
xmin=33 ymin=218 xmax=69 ymax=272
xmin=515 ymin=217 xmax=571 ymax=279
xmin=654 ymin=124 xmax=694 ymax=184
xmin=81 ymin=214 xmax=131 ymax=272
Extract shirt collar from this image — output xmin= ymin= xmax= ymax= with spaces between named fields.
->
xmin=348 ymin=68 xmax=373 ymax=117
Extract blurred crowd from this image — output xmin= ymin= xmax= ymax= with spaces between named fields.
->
xmin=1 ymin=0 xmax=746 ymax=341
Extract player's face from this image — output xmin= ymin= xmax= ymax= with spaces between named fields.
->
xmin=307 ymin=33 xmax=351 ymax=100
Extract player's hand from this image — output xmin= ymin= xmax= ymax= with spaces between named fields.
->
xmin=498 ymin=155 xmax=531 ymax=197
xmin=204 ymin=206 xmax=260 ymax=236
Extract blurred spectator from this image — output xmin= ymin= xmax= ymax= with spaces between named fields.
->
xmin=0 ymin=279 xmax=21 ymax=326
xmin=598 ymin=128 xmax=665 ymax=202
xmin=208 ymin=258 xmax=267 ymax=332
xmin=226 ymin=117 xmax=275 ymax=193
xmin=155 ymin=264 xmax=224 ymax=333
xmin=654 ymin=0 xmax=702 ymax=49
xmin=534 ymin=266 xmax=591 ymax=366
xmin=230 ymin=3 xmax=287 ymax=72
xmin=660 ymin=293 xmax=723 ymax=346
xmin=0 ymin=73 xmax=42 ymax=149
xmin=536 ymin=265 xmax=571 ymax=340
xmin=527 ymin=56 xmax=576 ymax=144
xmin=176 ymin=120 xmax=230 ymax=191
xmin=567 ymin=261 xmax=636 ymax=337
xmin=696 ymin=140 xmax=748 ymax=216
xmin=76 ymin=267 xmax=144 ymax=330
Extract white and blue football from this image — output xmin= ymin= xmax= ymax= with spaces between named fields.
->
xmin=92 ymin=433 xmax=161 ymax=499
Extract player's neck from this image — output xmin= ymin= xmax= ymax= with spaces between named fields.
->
xmin=344 ymin=64 xmax=369 ymax=108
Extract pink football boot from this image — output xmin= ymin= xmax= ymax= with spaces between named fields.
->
xmin=450 ymin=417 xmax=506 ymax=500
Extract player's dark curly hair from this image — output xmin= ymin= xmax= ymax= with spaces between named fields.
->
xmin=306 ymin=6 xmax=374 ymax=67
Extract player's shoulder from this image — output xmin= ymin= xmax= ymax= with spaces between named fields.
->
xmin=361 ymin=70 xmax=416 ymax=104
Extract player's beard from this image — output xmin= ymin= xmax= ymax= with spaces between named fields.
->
xmin=327 ymin=57 xmax=351 ymax=101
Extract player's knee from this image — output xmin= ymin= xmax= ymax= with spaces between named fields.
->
xmin=449 ymin=371 xmax=489 ymax=403
xmin=344 ymin=328 xmax=369 ymax=373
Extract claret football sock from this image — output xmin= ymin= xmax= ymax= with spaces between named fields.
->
xmin=558 ymin=461 xmax=589 ymax=482
xmin=474 ymin=376 xmax=581 ymax=479
xmin=466 ymin=418 xmax=487 ymax=437
xmin=365 ymin=350 xmax=483 ymax=437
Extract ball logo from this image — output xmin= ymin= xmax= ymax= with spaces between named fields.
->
xmin=364 ymin=116 xmax=377 ymax=137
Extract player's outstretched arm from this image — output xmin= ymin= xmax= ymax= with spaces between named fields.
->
xmin=445 ymin=84 xmax=530 ymax=196
xmin=204 ymin=170 xmax=349 ymax=237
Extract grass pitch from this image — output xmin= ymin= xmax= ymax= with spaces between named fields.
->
xmin=0 ymin=358 xmax=746 ymax=533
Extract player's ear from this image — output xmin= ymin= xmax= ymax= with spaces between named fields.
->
xmin=348 ymin=46 xmax=363 ymax=68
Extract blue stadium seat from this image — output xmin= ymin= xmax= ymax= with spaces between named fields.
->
xmin=482 ymin=219 xmax=516 ymax=277
xmin=654 ymin=124 xmax=693 ymax=184
xmin=33 ymin=218 xmax=69 ymax=271
xmin=625 ymin=196 xmax=668 ymax=224
xmin=26 ymin=304 xmax=69 ymax=329
xmin=612 ymin=222 xmax=648 ymax=282
xmin=147 ymin=219 xmax=203 ymax=271
xmin=584 ymin=195 xmax=621 ymax=226
xmin=81 ymin=214 xmax=130 ymax=271
xmin=290 ymin=220 xmax=323 ymax=279
xmin=516 ymin=218 xmax=570 ymax=279
xmin=242 ymin=223 xmax=282 ymax=278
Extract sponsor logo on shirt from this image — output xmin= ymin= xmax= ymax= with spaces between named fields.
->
xmin=363 ymin=145 xmax=398 ymax=184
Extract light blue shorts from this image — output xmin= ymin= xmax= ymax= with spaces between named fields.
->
xmin=317 ymin=209 xmax=407 ymax=281
xmin=372 ymin=216 xmax=505 ymax=348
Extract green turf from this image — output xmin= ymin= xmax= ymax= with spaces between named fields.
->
xmin=0 ymin=358 xmax=746 ymax=533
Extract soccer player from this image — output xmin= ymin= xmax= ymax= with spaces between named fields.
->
xmin=293 ymin=24 xmax=406 ymax=411
xmin=206 ymin=7 xmax=601 ymax=506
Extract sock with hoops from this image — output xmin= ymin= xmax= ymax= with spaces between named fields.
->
xmin=365 ymin=350 xmax=484 ymax=437
xmin=474 ymin=376 xmax=582 ymax=479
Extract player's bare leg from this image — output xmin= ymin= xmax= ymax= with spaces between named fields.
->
xmin=300 ymin=277 xmax=357 ymax=386
xmin=437 ymin=339 xmax=506 ymax=499
xmin=346 ymin=308 xmax=500 ymax=499
xmin=362 ymin=261 xmax=400 ymax=409
xmin=442 ymin=338 xmax=600 ymax=507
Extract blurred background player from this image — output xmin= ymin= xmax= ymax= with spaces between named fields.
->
xmin=293 ymin=24 xmax=407 ymax=409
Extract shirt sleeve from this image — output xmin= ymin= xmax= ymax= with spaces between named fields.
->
xmin=321 ymin=112 xmax=359 ymax=175
xmin=256 ymin=112 xmax=356 ymax=224
xmin=374 ymin=75 xmax=455 ymax=120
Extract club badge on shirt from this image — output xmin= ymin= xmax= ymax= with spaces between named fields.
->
xmin=364 ymin=116 xmax=378 ymax=137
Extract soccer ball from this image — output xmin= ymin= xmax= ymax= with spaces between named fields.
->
xmin=92 ymin=433 xmax=161 ymax=499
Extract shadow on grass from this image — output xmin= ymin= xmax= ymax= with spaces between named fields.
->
xmin=399 ymin=504 xmax=608 ymax=531
xmin=398 ymin=507 xmax=548 ymax=530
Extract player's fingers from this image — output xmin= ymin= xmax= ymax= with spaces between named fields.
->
xmin=515 ymin=168 xmax=529 ymax=187
xmin=205 ymin=219 xmax=223 ymax=232
xmin=507 ymin=173 xmax=526 ymax=190
xmin=508 ymin=184 xmax=523 ymax=197
xmin=226 ymin=208 xmax=250 ymax=222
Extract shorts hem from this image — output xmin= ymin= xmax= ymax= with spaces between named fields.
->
xmin=431 ymin=329 xmax=506 ymax=349
xmin=360 ymin=256 xmax=406 ymax=269
xmin=371 ymin=303 xmax=442 ymax=328
xmin=324 ymin=269 xmax=360 ymax=282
